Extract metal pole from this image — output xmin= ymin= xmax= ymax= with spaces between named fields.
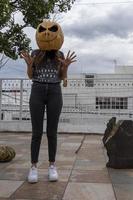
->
xmin=19 ymin=80 xmax=23 ymax=121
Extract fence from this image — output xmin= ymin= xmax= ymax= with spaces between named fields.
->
xmin=0 ymin=77 xmax=133 ymax=133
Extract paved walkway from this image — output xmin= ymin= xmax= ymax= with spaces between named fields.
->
xmin=0 ymin=133 xmax=133 ymax=200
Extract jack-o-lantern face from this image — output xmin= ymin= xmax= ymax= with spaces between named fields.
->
xmin=36 ymin=20 xmax=64 ymax=50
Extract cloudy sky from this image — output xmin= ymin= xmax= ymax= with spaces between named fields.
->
xmin=1 ymin=0 xmax=133 ymax=78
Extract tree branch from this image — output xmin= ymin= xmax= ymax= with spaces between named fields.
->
xmin=10 ymin=0 xmax=18 ymax=6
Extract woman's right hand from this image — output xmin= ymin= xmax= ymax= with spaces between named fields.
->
xmin=20 ymin=51 xmax=35 ymax=66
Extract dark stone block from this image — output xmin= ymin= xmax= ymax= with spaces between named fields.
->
xmin=103 ymin=119 xmax=133 ymax=169
xmin=103 ymin=117 xmax=116 ymax=145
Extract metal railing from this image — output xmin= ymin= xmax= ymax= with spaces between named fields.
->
xmin=0 ymin=77 xmax=133 ymax=132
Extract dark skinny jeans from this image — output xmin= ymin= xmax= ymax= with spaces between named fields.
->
xmin=29 ymin=82 xmax=63 ymax=163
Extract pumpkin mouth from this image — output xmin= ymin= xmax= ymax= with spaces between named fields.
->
xmin=38 ymin=35 xmax=58 ymax=42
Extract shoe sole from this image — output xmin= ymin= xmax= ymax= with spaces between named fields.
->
xmin=49 ymin=179 xmax=58 ymax=182
xmin=48 ymin=176 xmax=58 ymax=182
xmin=28 ymin=179 xmax=38 ymax=183
xmin=28 ymin=181 xmax=38 ymax=183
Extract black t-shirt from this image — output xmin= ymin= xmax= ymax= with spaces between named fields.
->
xmin=31 ymin=50 xmax=64 ymax=83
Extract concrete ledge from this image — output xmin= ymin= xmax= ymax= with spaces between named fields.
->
xmin=0 ymin=120 xmax=106 ymax=134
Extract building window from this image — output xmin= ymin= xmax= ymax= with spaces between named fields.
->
xmin=85 ymin=74 xmax=94 ymax=87
xmin=96 ymin=97 xmax=128 ymax=109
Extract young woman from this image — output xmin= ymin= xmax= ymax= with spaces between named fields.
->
xmin=21 ymin=49 xmax=76 ymax=183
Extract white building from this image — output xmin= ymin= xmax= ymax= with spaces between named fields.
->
xmin=62 ymin=69 xmax=133 ymax=118
xmin=115 ymin=65 xmax=133 ymax=74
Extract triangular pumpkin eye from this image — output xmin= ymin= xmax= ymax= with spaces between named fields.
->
xmin=48 ymin=25 xmax=58 ymax=32
xmin=38 ymin=25 xmax=46 ymax=32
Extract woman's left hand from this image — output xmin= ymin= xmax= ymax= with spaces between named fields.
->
xmin=58 ymin=50 xmax=77 ymax=68
xmin=58 ymin=50 xmax=77 ymax=87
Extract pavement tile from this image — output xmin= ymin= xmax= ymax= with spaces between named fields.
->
xmin=113 ymin=183 xmax=133 ymax=200
xmin=11 ymin=181 xmax=67 ymax=200
xmin=56 ymin=154 xmax=76 ymax=162
xmin=56 ymin=160 xmax=74 ymax=170
xmin=74 ymin=159 xmax=106 ymax=170
xmin=84 ymin=137 xmax=103 ymax=145
xmin=85 ymin=135 xmax=103 ymax=140
xmin=64 ymin=136 xmax=84 ymax=143
xmin=79 ymin=144 xmax=104 ymax=153
xmin=0 ymin=180 xmax=24 ymax=198
xmin=108 ymin=168 xmax=133 ymax=184
xmin=62 ymin=182 xmax=116 ymax=200
xmin=70 ymin=169 xmax=111 ymax=183
xmin=57 ymin=169 xmax=72 ymax=182
xmin=80 ymin=148 xmax=104 ymax=155
xmin=0 ymin=168 xmax=28 ymax=181
xmin=60 ymin=142 xmax=81 ymax=150
xmin=14 ymin=153 xmax=30 ymax=161
xmin=0 ymin=162 xmax=10 ymax=170
xmin=57 ymin=150 xmax=77 ymax=157
xmin=76 ymin=150 xmax=105 ymax=161
xmin=84 ymin=139 xmax=103 ymax=145
xmin=6 ymin=160 xmax=31 ymax=169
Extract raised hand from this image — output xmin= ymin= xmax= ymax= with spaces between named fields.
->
xmin=20 ymin=51 xmax=36 ymax=79
xmin=58 ymin=50 xmax=77 ymax=87
xmin=20 ymin=51 xmax=35 ymax=66
xmin=58 ymin=50 xmax=77 ymax=67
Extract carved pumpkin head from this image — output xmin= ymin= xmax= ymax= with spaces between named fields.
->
xmin=36 ymin=20 xmax=64 ymax=51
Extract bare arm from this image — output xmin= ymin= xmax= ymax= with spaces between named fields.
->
xmin=20 ymin=51 xmax=35 ymax=79
xmin=58 ymin=50 xmax=77 ymax=87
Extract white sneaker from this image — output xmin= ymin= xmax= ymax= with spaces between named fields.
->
xmin=28 ymin=166 xmax=38 ymax=183
xmin=48 ymin=165 xmax=58 ymax=182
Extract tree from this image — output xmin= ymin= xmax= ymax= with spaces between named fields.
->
xmin=0 ymin=0 xmax=75 ymax=67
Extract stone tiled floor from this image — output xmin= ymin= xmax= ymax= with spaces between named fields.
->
xmin=0 ymin=133 xmax=133 ymax=200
